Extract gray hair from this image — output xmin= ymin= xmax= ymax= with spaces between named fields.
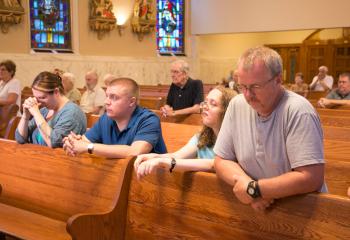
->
xmin=319 ymin=66 xmax=328 ymax=73
xmin=238 ymin=46 xmax=283 ymax=77
xmin=339 ymin=72 xmax=350 ymax=81
xmin=62 ymin=72 xmax=76 ymax=85
xmin=171 ymin=59 xmax=190 ymax=75
xmin=103 ymin=73 xmax=117 ymax=85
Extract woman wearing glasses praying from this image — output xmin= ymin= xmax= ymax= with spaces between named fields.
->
xmin=15 ymin=71 xmax=86 ymax=148
xmin=134 ymin=86 xmax=236 ymax=179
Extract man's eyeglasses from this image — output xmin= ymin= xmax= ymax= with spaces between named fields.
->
xmin=170 ymin=70 xmax=183 ymax=75
xmin=237 ymin=76 xmax=276 ymax=94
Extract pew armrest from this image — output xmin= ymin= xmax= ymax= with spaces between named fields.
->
xmin=66 ymin=156 xmax=136 ymax=240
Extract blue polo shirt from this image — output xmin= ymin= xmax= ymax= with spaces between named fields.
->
xmin=85 ymin=106 xmax=167 ymax=154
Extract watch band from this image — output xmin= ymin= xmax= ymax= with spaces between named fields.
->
xmin=87 ymin=143 xmax=94 ymax=154
xmin=169 ymin=157 xmax=176 ymax=173
xmin=246 ymin=180 xmax=261 ymax=198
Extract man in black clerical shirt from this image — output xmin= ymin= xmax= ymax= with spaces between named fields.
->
xmin=160 ymin=60 xmax=203 ymax=117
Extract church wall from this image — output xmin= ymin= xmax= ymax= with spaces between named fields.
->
xmin=0 ymin=0 xmax=198 ymax=88
xmin=197 ymin=28 xmax=345 ymax=83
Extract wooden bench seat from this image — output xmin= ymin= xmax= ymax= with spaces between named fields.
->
xmin=0 ymin=203 xmax=69 ymax=240
xmin=125 ymin=169 xmax=350 ymax=239
xmin=0 ymin=140 xmax=134 ymax=240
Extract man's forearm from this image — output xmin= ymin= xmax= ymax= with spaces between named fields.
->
xmin=258 ymin=164 xmax=324 ymax=199
xmin=214 ymin=156 xmax=250 ymax=186
xmin=327 ymin=99 xmax=350 ymax=106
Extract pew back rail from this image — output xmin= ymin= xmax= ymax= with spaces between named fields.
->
xmin=0 ymin=140 xmax=135 ymax=240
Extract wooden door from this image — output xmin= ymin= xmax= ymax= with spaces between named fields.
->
xmin=267 ymin=44 xmax=301 ymax=84
xmin=332 ymin=40 xmax=350 ymax=84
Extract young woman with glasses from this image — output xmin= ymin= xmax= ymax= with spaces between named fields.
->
xmin=134 ymin=86 xmax=237 ymax=179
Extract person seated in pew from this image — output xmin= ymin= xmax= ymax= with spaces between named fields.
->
xmin=62 ymin=72 xmax=81 ymax=104
xmin=309 ymin=65 xmax=333 ymax=92
xmin=227 ymin=69 xmax=240 ymax=93
xmin=214 ymin=46 xmax=326 ymax=212
xmin=134 ymin=86 xmax=236 ymax=179
xmin=290 ymin=72 xmax=308 ymax=98
xmin=63 ymin=77 xmax=167 ymax=158
xmin=103 ymin=73 xmax=117 ymax=87
xmin=15 ymin=71 xmax=86 ymax=148
xmin=160 ymin=60 xmax=204 ymax=117
xmin=0 ymin=59 xmax=21 ymax=115
xmin=317 ymin=72 xmax=350 ymax=108
xmin=80 ymin=70 xmax=106 ymax=115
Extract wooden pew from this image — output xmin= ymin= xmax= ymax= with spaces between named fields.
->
xmin=323 ymin=125 xmax=350 ymax=141
xmin=317 ymin=108 xmax=350 ymax=117
xmin=161 ymin=122 xmax=201 ymax=152
xmin=154 ymin=110 xmax=202 ymax=126
xmin=0 ymin=140 xmax=135 ymax=240
xmin=139 ymin=97 xmax=165 ymax=110
xmin=325 ymin=158 xmax=350 ymax=196
xmin=0 ymin=104 xmax=19 ymax=138
xmin=86 ymin=113 xmax=100 ymax=129
xmin=2 ymin=116 xmax=20 ymax=140
xmin=324 ymin=140 xmax=350 ymax=162
xmin=307 ymin=91 xmax=328 ymax=100
xmin=320 ymin=115 xmax=350 ymax=127
xmin=125 ymin=169 xmax=350 ymax=239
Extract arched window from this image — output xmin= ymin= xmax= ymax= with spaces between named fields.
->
xmin=30 ymin=0 xmax=72 ymax=52
xmin=157 ymin=0 xmax=184 ymax=55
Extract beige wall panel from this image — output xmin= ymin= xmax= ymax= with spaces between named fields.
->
xmin=0 ymin=0 xmax=29 ymax=53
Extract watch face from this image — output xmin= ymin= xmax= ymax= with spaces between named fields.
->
xmin=248 ymin=187 xmax=255 ymax=195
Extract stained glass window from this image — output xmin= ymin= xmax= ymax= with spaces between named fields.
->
xmin=157 ymin=0 xmax=184 ymax=55
xmin=30 ymin=0 xmax=72 ymax=52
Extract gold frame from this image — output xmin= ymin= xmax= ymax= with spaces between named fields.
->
xmin=131 ymin=0 xmax=156 ymax=41
xmin=0 ymin=1 xmax=24 ymax=34
xmin=89 ymin=0 xmax=117 ymax=39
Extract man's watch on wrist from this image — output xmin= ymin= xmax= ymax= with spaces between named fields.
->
xmin=246 ymin=180 xmax=261 ymax=198
xmin=87 ymin=143 xmax=94 ymax=154
xmin=169 ymin=157 xmax=176 ymax=173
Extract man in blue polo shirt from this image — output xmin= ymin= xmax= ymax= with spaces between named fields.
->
xmin=63 ymin=77 xmax=167 ymax=158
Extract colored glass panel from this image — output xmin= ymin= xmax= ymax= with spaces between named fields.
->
xmin=157 ymin=0 xmax=184 ymax=55
xmin=30 ymin=0 xmax=72 ymax=51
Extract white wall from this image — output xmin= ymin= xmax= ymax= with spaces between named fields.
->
xmin=191 ymin=0 xmax=350 ymax=34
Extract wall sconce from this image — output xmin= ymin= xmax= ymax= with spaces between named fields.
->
xmin=116 ymin=14 xmax=128 ymax=36
xmin=89 ymin=0 xmax=117 ymax=39
xmin=0 ymin=5 xmax=24 ymax=34
xmin=131 ymin=0 xmax=156 ymax=41
xmin=117 ymin=24 xmax=126 ymax=36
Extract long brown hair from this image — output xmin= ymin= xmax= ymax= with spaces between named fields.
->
xmin=197 ymin=86 xmax=236 ymax=149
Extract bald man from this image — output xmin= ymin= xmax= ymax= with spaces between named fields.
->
xmin=309 ymin=66 xmax=334 ymax=91
xmin=80 ymin=70 xmax=106 ymax=115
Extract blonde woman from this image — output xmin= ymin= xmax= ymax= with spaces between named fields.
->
xmin=134 ymin=86 xmax=236 ymax=179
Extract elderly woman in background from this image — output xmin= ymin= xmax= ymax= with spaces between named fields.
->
xmin=290 ymin=72 xmax=308 ymax=98
xmin=0 ymin=60 xmax=21 ymax=115
xmin=15 ymin=71 xmax=86 ymax=148
xmin=62 ymin=72 xmax=81 ymax=104
xmin=134 ymin=86 xmax=236 ymax=179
